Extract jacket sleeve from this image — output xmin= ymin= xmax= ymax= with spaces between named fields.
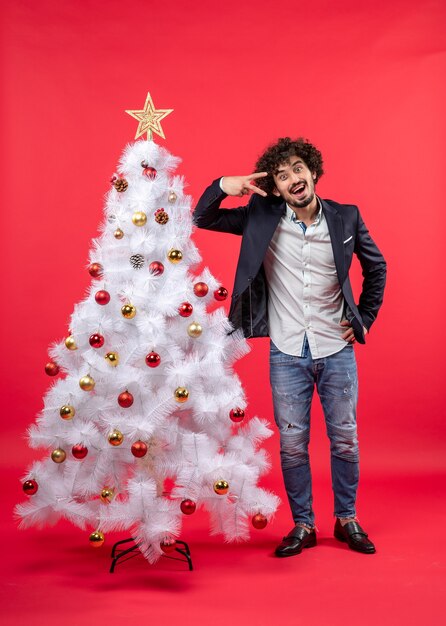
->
xmin=354 ymin=211 xmax=387 ymax=331
xmin=193 ymin=178 xmax=250 ymax=235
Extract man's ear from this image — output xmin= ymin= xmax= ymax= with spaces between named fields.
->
xmin=272 ymin=187 xmax=281 ymax=197
xmin=312 ymin=172 xmax=316 ymax=180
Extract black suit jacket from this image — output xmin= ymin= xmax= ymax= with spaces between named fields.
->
xmin=193 ymin=179 xmax=386 ymax=344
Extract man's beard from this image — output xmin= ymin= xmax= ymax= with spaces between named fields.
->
xmin=288 ymin=191 xmax=315 ymax=208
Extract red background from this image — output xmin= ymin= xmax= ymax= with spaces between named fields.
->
xmin=1 ymin=1 xmax=445 ymax=624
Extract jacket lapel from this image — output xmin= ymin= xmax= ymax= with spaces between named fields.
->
xmin=321 ymin=199 xmax=345 ymax=284
xmin=233 ymin=197 xmax=284 ymax=296
xmin=253 ymin=198 xmax=285 ymax=270
xmin=259 ymin=197 xmax=285 ymax=244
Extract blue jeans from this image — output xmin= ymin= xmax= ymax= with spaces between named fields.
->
xmin=269 ymin=340 xmax=359 ymax=527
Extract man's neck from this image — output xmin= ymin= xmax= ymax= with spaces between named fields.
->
xmin=288 ymin=197 xmax=319 ymax=226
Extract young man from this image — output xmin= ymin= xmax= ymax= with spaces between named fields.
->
xmin=193 ymin=137 xmax=386 ymax=556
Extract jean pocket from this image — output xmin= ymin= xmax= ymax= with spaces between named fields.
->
xmin=269 ymin=341 xmax=297 ymax=365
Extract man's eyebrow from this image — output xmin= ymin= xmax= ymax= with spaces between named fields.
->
xmin=275 ymin=159 xmax=304 ymax=174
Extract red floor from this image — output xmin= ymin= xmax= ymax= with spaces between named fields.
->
xmin=3 ymin=464 xmax=445 ymax=626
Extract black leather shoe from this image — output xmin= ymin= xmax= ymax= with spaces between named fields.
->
xmin=334 ymin=519 xmax=376 ymax=554
xmin=275 ymin=525 xmax=317 ymax=557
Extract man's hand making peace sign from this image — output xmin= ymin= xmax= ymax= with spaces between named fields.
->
xmin=220 ymin=172 xmax=268 ymax=197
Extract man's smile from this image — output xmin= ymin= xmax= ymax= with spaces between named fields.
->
xmin=290 ymin=182 xmax=306 ymax=197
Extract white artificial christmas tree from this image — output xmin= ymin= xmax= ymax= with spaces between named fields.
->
xmin=16 ymin=93 xmax=279 ymax=564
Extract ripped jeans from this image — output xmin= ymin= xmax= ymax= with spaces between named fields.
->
xmin=270 ymin=340 xmax=359 ymax=527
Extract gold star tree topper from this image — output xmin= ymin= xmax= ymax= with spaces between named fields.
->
xmin=125 ymin=92 xmax=173 ymax=140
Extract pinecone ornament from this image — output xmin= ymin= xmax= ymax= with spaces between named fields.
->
xmin=113 ymin=178 xmax=128 ymax=192
xmin=155 ymin=209 xmax=169 ymax=225
xmin=130 ymin=254 xmax=145 ymax=269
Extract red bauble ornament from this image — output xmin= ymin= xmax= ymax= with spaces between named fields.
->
xmin=23 ymin=479 xmax=38 ymax=495
xmin=229 ymin=408 xmax=245 ymax=423
xmin=72 ymin=444 xmax=88 ymax=459
xmin=45 ymin=361 xmax=60 ymax=376
xmin=178 ymin=302 xmax=193 ymax=317
xmin=193 ymin=282 xmax=209 ymax=297
xmin=89 ymin=333 xmax=105 ymax=348
xmin=118 ymin=391 xmax=134 ymax=408
xmin=88 ymin=263 xmax=103 ymax=278
xmin=143 ymin=167 xmax=157 ymax=179
xmin=160 ymin=538 xmax=177 ymax=553
xmin=180 ymin=499 xmax=196 ymax=515
xmin=145 ymin=352 xmax=161 ymax=368
xmin=252 ymin=513 xmax=268 ymax=530
xmin=131 ymin=440 xmax=148 ymax=458
xmin=149 ymin=261 xmax=164 ymax=276
xmin=95 ymin=290 xmax=110 ymax=305
xmin=214 ymin=286 xmax=228 ymax=301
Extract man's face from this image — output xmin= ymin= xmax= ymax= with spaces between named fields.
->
xmin=272 ymin=156 xmax=316 ymax=208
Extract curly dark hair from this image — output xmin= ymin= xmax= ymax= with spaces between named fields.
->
xmin=254 ymin=137 xmax=324 ymax=195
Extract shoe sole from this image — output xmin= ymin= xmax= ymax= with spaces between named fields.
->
xmin=334 ymin=531 xmax=376 ymax=554
xmin=275 ymin=537 xmax=317 ymax=557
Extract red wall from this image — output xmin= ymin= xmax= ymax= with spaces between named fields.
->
xmin=2 ymin=0 xmax=445 ymax=484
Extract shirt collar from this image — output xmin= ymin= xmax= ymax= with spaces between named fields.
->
xmin=286 ymin=196 xmax=323 ymax=224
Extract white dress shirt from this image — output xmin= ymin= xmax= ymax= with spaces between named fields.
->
xmin=263 ymin=199 xmax=347 ymax=358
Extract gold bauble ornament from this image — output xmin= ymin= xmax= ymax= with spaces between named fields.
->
xmin=174 ymin=387 xmax=189 ymax=403
xmin=108 ymin=429 xmax=124 ymax=446
xmin=51 ymin=448 xmax=67 ymax=463
xmin=167 ymin=248 xmax=183 ymax=264
xmin=65 ymin=336 xmax=77 ymax=350
xmin=114 ymin=228 xmax=124 ymax=239
xmin=60 ymin=405 xmax=75 ymax=420
xmin=213 ymin=479 xmax=229 ymax=495
xmin=121 ymin=304 xmax=136 ymax=319
xmin=89 ymin=530 xmax=105 ymax=548
xmin=187 ymin=322 xmax=202 ymax=338
xmin=100 ymin=486 xmax=114 ymax=504
xmin=104 ymin=351 xmax=119 ymax=366
xmin=168 ymin=191 xmax=177 ymax=203
xmin=132 ymin=211 xmax=147 ymax=226
xmin=79 ymin=374 xmax=95 ymax=391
